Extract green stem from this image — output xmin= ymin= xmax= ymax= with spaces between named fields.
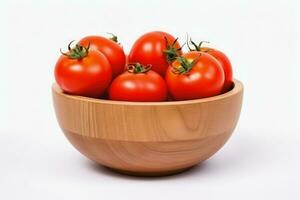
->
xmin=172 ymin=54 xmax=201 ymax=74
xmin=163 ymin=36 xmax=183 ymax=63
xmin=60 ymin=41 xmax=90 ymax=59
xmin=127 ymin=63 xmax=151 ymax=73
xmin=186 ymin=36 xmax=210 ymax=52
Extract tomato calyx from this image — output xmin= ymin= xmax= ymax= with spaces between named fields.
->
xmin=107 ymin=32 xmax=120 ymax=44
xmin=171 ymin=55 xmax=201 ymax=75
xmin=163 ymin=37 xmax=183 ymax=63
xmin=187 ymin=38 xmax=210 ymax=52
xmin=60 ymin=41 xmax=90 ymax=59
xmin=127 ymin=63 xmax=152 ymax=74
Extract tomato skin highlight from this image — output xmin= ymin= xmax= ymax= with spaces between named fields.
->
xmin=109 ymin=70 xmax=167 ymax=102
xmin=128 ymin=31 xmax=182 ymax=76
xmin=79 ymin=36 xmax=126 ymax=78
xmin=55 ymin=50 xmax=112 ymax=98
xmin=165 ymin=52 xmax=225 ymax=100
xmin=201 ymin=47 xmax=233 ymax=92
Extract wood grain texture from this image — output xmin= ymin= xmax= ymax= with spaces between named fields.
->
xmin=52 ymin=79 xmax=243 ymax=176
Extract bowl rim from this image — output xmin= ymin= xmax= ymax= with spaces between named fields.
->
xmin=52 ymin=79 xmax=243 ymax=106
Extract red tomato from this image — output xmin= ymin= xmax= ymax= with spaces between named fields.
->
xmin=201 ymin=47 xmax=233 ymax=92
xmin=109 ymin=63 xmax=167 ymax=102
xmin=125 ymin=54 xmax=129 ymax=66
xmin=55 ymin=42 xmax=112 ymax=98
xmin=165 ymin=51 xmax=225 ymax=100
xmin=79 ymin=35 xmax=126 ymax=78
xmin=128 ymin=31 xmax=182 ymax=76
xmin=187 ymin=40 xmax=233 ymax=92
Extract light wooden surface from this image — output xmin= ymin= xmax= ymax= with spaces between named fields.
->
xmin=52 ymin=80 xmax=243 ymax=176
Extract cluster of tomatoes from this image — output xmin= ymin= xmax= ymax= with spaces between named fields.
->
xmin=55 ymin=31 xmax=233 ymax=101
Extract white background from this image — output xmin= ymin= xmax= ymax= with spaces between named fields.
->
xmin=1 ymin=0 xmax=300 ymax=199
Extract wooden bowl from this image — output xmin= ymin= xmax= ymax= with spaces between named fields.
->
xmin=52 ymin=79 xmax=243 ymax=176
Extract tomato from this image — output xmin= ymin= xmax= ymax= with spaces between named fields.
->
xmin=165 ymin=51 xmax=225 ymax=100
xmin=128 ymin=31 xmax=182 ymax=76
xmin=109 ymin=63 xmax=167 ymax=102
xmin=79 ymin=34 xmax=126 ymax=78
xmin=201 ymin=47 xmax=233 ymax=92
xmin=125 ymin=54 xmax=129 ymax=66
xmin=55 ymin=42 xmax=112 ymax=98
xmin=187 ymin=40 xmax=233 ymax=92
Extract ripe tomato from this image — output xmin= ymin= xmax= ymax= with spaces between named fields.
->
xmin=79 ymin=34 xmax=126 ymax=78
xmin=55 ymin=42 xmax=112 ymax=98
xmin=188 ymin=40 xmax=233 ymax=92
xmin=201 ymin=47 xmax=233 ymax=92
xmin=165 ymin=51 xmax=225 ymax=100
xmin=128 ymin=31 xmax=182 ymax=76
xmin=109 ymin=63 xmax=167 ymax=102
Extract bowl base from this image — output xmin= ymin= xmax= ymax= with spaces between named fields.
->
xmin=105 ymin=165 xmax=196 ymax=177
